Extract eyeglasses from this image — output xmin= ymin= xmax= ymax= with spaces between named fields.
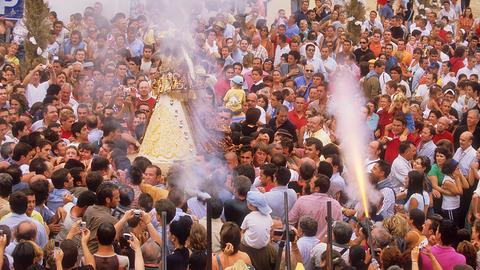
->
xmin=307 ymin=49 xmax=315 ymax=51
xmin=305 ymin=70 xmax=314 ymax=72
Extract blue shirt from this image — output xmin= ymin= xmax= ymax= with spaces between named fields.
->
xmin=127 ymin=38 xmax=144 ymax=57
xmin=35 ymin=205 xmax=55 ymax=224
xmin=0 ymin=213 xmax=48 ymax=247
xmin=264 ymin=186 xmax=297 ymax=221
xmin=285 ymin=24 xmax=300 ymax=38
xmin=47 ymin=188 xmax=77 ymax=214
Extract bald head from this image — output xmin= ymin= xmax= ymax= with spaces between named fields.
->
xmin=15 ymin=220 xmax=37 ymax=241
xmin=459 ymin=131 xmax=473 ymax=149
xmin=141 ymin=239 xmax=161 ymax=265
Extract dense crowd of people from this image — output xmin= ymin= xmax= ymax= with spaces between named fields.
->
xmin=0 ymin=0 xmax=479 ymax=269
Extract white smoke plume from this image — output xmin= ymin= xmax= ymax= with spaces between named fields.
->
xmin=329 ymin=71 xmax=381 ymax=216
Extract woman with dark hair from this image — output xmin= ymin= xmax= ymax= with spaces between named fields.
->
xmin=441 ymin=159 xmax=469 ymax=226
xmin=12 ymin=241 xmax=43 ymax=270
xmin=413 ymin=155 xmax=434 ymax=214
xmin=349 ymin=245 xmax=367 ymax=270
xmin=212 ymin=222 xmax=252 ymax=270
xmin=9 ymin=93 xmax=29 ymax=115
xmin=168 ymin=216 xmax=193 ymax=270
xmin=404 ymin=170 xmax=430 ymax=214
xmin=458 ymin=7 xmax=474 ymax=34
xmin=428 ymin=147 xmax=452 ymax=214
xmin=262 ymin=58 xmax=274 ymax=74
xmin=187 ymin=223 xmax=208 ymax=270
xmin=241 ymin=108 xmax=261 ymax=137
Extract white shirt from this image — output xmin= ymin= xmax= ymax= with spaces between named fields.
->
xmin=321 ymin=57 xmax=337 ymax=74
xmin=389 ymin=155 xmax=412 ymax=192
xmin=379 ymin=72 xmax=392 ymax=93
xmin=297 ymin=236 xmax=320 ymax=266
xmin=442 ymin=175 xmax=460 ymax=210
xmin=306 ymin=57 xmax=328 ymax=78
xmin=415 ymin=84 xmax=430 ymax=101
xmin=241 ymin=211 xmax=272 ymax=249
xmin=256 ymin=105 xmax=267 ymax=125
xmin=457 ymin=66 xmax=479 ymax=79
xmin=274 ymin=44 xmax=290 ymax=67
xmin=453 ymin=145 xmax=477 ymax=176
xmin=26 ymin=81 xmax=49 ymax=106
xmin=378 ymin=182 xmax=395 ymax=218
xmin=300 ymin=43 xmax=321 ymax=59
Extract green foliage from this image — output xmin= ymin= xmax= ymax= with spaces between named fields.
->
xmin=23 ymin=0 xmax=50 ymax=77
xmin=345 ymin=0 xmax=366 ymax=44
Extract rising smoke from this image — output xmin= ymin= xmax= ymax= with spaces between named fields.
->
xmin=329 ymin=71 xmax=381 ymax=216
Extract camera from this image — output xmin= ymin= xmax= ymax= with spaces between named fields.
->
xmin=123 ymin=233 xmax=132 ymax=241
xmin=54 ymin=240 xmax=60 ymax=249
xmin=80 ymin=221 xmax=86 ymax=230
xmin=134 ymin=210 xmax=141 ymax=218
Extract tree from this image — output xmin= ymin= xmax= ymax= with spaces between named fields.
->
xmin=345 ymin=0 xmax=366 ymax=45
xmin=23 ymin=0 xmax=50 ymax=77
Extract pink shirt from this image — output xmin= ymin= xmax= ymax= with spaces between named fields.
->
xmin=420 ymin=245 xmax=466 ymax=270
xmin=288 ymin=193 xmax=342 ymax=238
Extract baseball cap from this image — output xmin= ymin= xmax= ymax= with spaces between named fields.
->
xmin=428 ymin=62 xmax=440 ymax=70
xmin=247 ymin=191 xmax=272 ymax=215
xmin=231 ymin=75 xmax=244 ymax=85
xmin=444 ymin=89 xmax=455 ymax=96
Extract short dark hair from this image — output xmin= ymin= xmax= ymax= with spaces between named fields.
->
xmin=210 ymin=198 xmax=224 ymax=219
xmin=409 ymin=208 xmax=425 ymax=231
xmin=299 ymin=216 xmax=318 ymax=237
xmin=441 ymin=159 xmax=458 ymax=175
xmin=234 ymin=164 xmax=256 ymax=183
xmin=96 ymin=182 xmax=118 ymax=205
xmin=333 ymin=221 xmax=353 ymax=245
xmin=91 ymin=156 xmax=110 ymax=171
xmin=169 ymin=216 xmax=193 ymax=245
xmin=138 ymin=193 xmax=154 ymax=212
xmin=29 ymin=180 xmax=49 ymax=206
xmin=275 ymin=166 xmax=291 ymax=186
xmin=29 ymin=157 xmax=48 ymax=175
xmin=376 ymin=160 xmax=391 ymax=177
xmin=97 ymin=223 xmax=116 ymax=245
xmin=234 ymin=175 xmax=252 ymax=197
xmin=9 ymin=191 xmax=28 ymax=214
xmin=317 ymin=161 xmax=333 ymax=179
xmin=12 ymin=142 xmax=32 ymax=162
xmin=305 ymin=138 xmax=323 ymax=156
xmin=299 ymin=162 xmax=315 ymax=181
xmin=60 ymin=239 xmax=78 ymax=269
xmin=398 ymin=141 xmax=413 ymax=154
xmin=51 ymin=168 xmax=70 ymax=189
xmin=86 ymin=171 xmax=103 ymax=192
xmin=438 ymin=219 xmax=457 ymax=246
xmin=77 ymin=190 xmax=96 ymax=208
xmin=314 ymin=174 xmax=331 ymax=193
xmin=154 ymin=199 xmax=176 ymax=225
xmin=0 ymin=173 xmax=12 ymax=198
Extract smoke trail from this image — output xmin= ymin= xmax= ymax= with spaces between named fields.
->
xmin=329 ymin=71 xmax=380 ymax=216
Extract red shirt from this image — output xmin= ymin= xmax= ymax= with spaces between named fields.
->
xmin=288 ymin=111 xmax=307 ymax=130
xmin=135 ymin=96 xmax=156 ymax=111
xmin=377 ymin=109 xmax=394 ymax=136
xmin=384 ymin=131 xmax=414 ymax=164
xmin=213 ymin=78 xmax=230 ymax=105
xmin=433 ymin=130 xmax=454 ymax=145
xmin=61 ymin=128 xmax=72 ymax=140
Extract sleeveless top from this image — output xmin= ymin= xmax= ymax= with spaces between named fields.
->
xmin=216 ymin=255 xmax=255 ymax=270
xmin=442 ymin=175 xmax=460 ymax=210
xmin=94 ymin=254 xmax=123 ymax=270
